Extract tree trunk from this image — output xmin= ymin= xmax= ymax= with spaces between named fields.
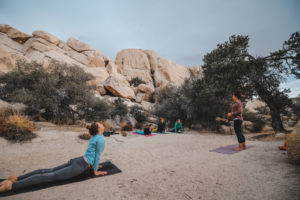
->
xmin=256 ymin=90 xmax=286 ymax=133
xmin=267 ymin=101 xmax=286 ymax=132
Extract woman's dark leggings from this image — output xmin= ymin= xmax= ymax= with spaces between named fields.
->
xmin=234 ymin=120 xmax=245 ymax=143
xmin=12 ymin=156 xmax=89 ymax=191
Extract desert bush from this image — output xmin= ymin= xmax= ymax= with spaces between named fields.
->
xmin=130 ymin=105 xmax=147 ymax=123
xmin=256 ymin=106 xmax=270 ymax=115
xmin=135 ymin=122 xmax=144 ymax=129
xmin=111 ymin=98 xmax=128 ymax=118
xmin=0 ymin=113 xmax=36 ymax=142
xmin=243 ymin=109 xmax=266 ymax=132
xmin=120 ymin=121 xmax=133 ymax=131
xmin=101 ymin=120 xmax=113 ymax=131
xmin=152 ymin=84 xmax=190 ymax=126
xmin=78 ymin=133 xmax=91 ymax=140
xmin=0 ymin=60 xmax=110 ymax=124
xmin=129 ymin=77 xmax=146 ymax=87
xmin=152 ymin=79 xmax=230 ymax=130
xmin=77 ymin=96 xmax=111 ymax=122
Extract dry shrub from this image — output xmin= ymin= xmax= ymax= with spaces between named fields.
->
xmin=0 ymin=113 xmax=36 ymax=142
xmin=135 ymin=122 xmax=144 ymax=130
xmin=120 ymin=121 xmax=133 ymax=131
xmin=78 ymin=133 xmax=91 ymax=140
xmin=101 ymin=121 xmax=113 ymax=131
xmin=121 ymin=131 xmax=128 ymax=137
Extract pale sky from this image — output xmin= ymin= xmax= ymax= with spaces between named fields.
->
xmin=0 ymin=0 xmax=299 ymax=96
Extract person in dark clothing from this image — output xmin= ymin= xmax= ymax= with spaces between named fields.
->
xmin=144 ymin=124 xmax=153 ymax=135
xmin=157 ymin=118 xmax=166 ymax=133
xmin=227 ymin=90 xmax=246 ymax=151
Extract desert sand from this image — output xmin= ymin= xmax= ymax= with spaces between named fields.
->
xmin=0 ymin=122 xmax=299 ymax=200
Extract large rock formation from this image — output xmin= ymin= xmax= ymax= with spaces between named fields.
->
xmin=154 ymin=58 xmax=191 ymax=88
xmin=115 ymin=49 xmax=154 ymax=86
xmin=0 ymin=24 xmax=31 ymax=44
xmin=0 ymin=24 xmax=204 ymax=112
xmin=0 ymin=47 xmax=16 ymax=73
xmin=103 ymin=75 xmax=135 ymax=100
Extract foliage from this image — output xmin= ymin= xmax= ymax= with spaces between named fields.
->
xmin=77 ymin=96 xmax=111 ymax=122
xmin=152 ymin=79 xmax=232 ymax=130
xmin=152 ymin=32 xmax=300 ymax=132
xmin=0 ymin=60 xmax=110 ymax=124
xmin=130 ymin=105 xmax=147 ymax=123
xmin=0 ymin=113 xmax=36 ymax=142
xmin=243 ymin=109 xmax=266 ymax=132
xmin=202 ymin=32 xmax=300 ymax=132
xmin=111 ymin=98 xmax=128 ymax=118
xmin=152 ymin=84 xmax=191 ymax=126
xmin=129 ymin=77 xmax=146 ymax=87
xmin=256 ymin=106 xmax=270 ymax=115
xmin=120 ymin=121 xmax=133 ymax=131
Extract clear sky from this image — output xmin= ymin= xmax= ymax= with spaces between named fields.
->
xmin=0 ymin=0 xmax=299 ymax=96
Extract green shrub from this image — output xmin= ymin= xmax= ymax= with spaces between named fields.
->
xmin=77 ymin=96 xmax=111 ymax=122
xmin=152 ymin=79 xmax=231 ymax=130
xmin=0 ymin=60 xmax=110 ymax=124
xmin=130 ymin=105 xmax=147 ymax=123
xmin=152 ymin=84 xmax=190 ymax=126
xmin=111 ymin=98 xmax=128 ymax=117
xmin=243 ymin=109 xmax=266 ymax=132
xmin=256 ymin=106 xmax=270 ymax=115
xmin=129 ymin=77 xmax=146 ymax=87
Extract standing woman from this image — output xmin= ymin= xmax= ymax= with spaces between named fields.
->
xmin=0 ymin=122 xmax=107 ymax=192
xmin=227 ymin=91 xmax=246 ymax=151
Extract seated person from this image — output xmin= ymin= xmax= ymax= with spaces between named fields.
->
xmin=174 ymin=119 xmax=184 ymax=133
xmin=157 ymin=117 xmax=166 ymax=133
xmin=144 ymin=124 xmax=153 ymax=135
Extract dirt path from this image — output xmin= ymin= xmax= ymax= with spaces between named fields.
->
xmin=0 ymin=122 xmax=299 ymax=200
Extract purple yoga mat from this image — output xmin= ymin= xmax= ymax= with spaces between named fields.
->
xmin=209 ymin=144 xmax=254 ymax=155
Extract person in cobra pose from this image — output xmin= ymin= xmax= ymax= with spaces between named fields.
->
xmin=0 ymin=122 xmax=107 ymax=192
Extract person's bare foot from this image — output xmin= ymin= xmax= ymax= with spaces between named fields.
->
xmin=94 ymin=170 xmax=107 ymax=176
xmin=0 ymin=175 xmax=17 ymax=186
xmin=0 ymin=180 xmax=13 ymax=193
xmin=98 ymin=171 xmax=107 ymax=176
xmin=0 ymin=180 xmax=7 ymax=186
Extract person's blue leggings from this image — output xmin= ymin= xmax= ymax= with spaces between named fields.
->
xmin=12 ymin=156 xmax=90 ymax=190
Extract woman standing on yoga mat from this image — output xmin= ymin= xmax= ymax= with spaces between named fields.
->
xmin=227 ymin=91 xmax=246 ymax=151
xmin=0 ymin=122 xmax=107 ymax=193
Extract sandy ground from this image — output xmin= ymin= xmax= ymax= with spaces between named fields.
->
xmin=0 ymin=122 xmax=299 ymax=200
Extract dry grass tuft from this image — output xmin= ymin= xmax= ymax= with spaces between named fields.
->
xmin=0 ymin=113 xmax=36 ymax=142
xmin=78 ymin=133 xmax=91 ymax=140
xmin=120 ymin=121 xmax=133 ymax=131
